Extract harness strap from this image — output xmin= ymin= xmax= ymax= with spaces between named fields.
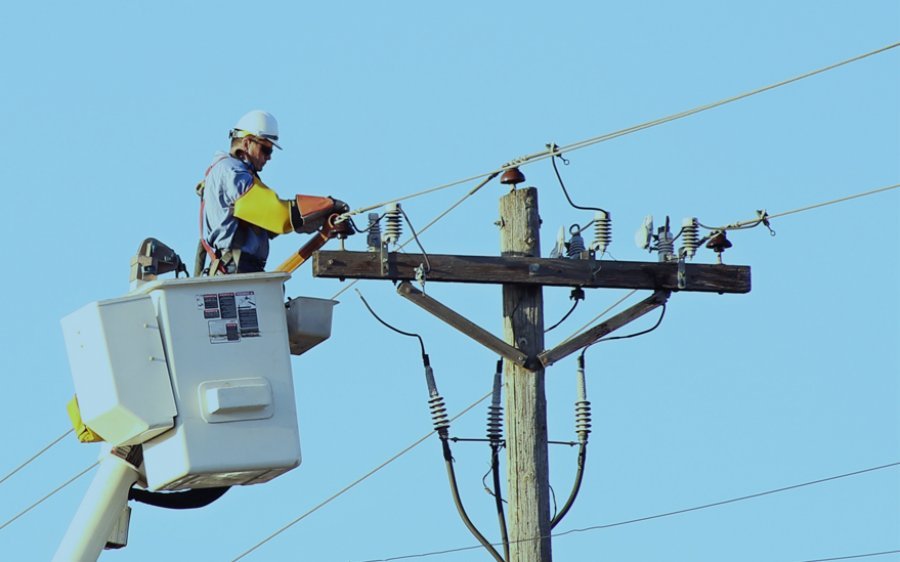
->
xmin=197 ymin=156 xmax=231 ymax=275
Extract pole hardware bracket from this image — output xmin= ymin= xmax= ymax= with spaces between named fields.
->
xmin=397 ymin=281 xmax=529 ymax=368
xmin=538 ymin=290 xmax=671 ymax=367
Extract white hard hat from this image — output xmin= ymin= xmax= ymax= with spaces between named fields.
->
xmin=229 ymin=110 xmax=282 ymax=149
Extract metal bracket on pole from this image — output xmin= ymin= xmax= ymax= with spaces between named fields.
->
xmin=380 ymin=243 xmax=391 ymax=277
xmin=538 ymin=290 xmax=671 ymax=367
xmin=397 ymin=281 xmax=529 ymax=367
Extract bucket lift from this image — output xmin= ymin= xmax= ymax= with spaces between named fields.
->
xmin=55 ymin=223 xmax=346 ymax=561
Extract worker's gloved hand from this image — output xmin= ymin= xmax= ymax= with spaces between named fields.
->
xmin=290 ymin=195 xmax=350 ymax=234
xmin=330 ymin=197 xmax=350 ymax=214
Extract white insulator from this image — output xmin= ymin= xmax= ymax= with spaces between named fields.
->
xmin=591 ymin=210 xmax=612 ymax=255
xmin=575 ymin=400 xmax=592 ymax=442
xmin=567 ymin=231 xmax=586 ymax=258
xmin=429 ymin=395 xmax=450 ymax=433
xmin=680 ymin=217 xmax=699 ymax=260
xmin=366 ymin=213 xmax=382 ymax=252
xmin=384 ymin=203 xmax=403 ymax=246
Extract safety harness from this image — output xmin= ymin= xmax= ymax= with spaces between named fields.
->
xmin=194 ymin=155 xmax=254 ymax=276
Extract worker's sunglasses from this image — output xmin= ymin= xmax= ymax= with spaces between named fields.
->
xmin=252 ymin=138 xmax=274 ymax=156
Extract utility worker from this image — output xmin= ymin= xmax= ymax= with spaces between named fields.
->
xmin=197 ymin=110 xmax=348 ymax=275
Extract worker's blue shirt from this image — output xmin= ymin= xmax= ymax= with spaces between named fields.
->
xmin=203 ymin=152 xmax=270 ymax=263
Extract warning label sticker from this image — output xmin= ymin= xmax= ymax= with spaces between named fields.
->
xmin=199 ymin=291 xmax=261 ymax=344
xmin=236 ymin=291 xmax=260 ymax=338
xmin=208 ymin=319 xmax=240 ymax=343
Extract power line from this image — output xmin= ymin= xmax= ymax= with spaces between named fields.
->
xmin=354 ymin=461 xmax=900 ymax=561
xmin=556 ymin=461 xmax=900 ymax=534
xmin=231 ymin=390 xmax=494 ymax=561
xmin=0 ymin=429 xmax=72 ymax=487
xmin=700 ymin=183 xmax=900 ymax=232
xmin=340 ymin=42 xmax=899 ymax=219
xmin=555 ymin=42 xmax=900 ymax=157
xmin=798 ymin=550 xmax=900 ymax=562
xmin=0 ymin=462 xmax=98 ymax=532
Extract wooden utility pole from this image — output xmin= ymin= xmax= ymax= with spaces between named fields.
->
xmin=500 ymin=187 xmax=552 ymax=561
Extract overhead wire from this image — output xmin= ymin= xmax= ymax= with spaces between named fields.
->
xmin=699 ymin=183 xmax=900 ymax=232
xmin=337 ymin=42 xmax=898 ymax=220
xmin=551 ymin=42 xmax=900 ymax=158
xmin=0 ymin=429 xmax=72 ymax=487
xmin=361 ymin=546 xmax=900 ymax=562
xmin=798 ymin=550 xmax=900 ymax=562
xmin=353 ymin=460 xmax=900 ymax=561
xmin=0 ymin=461 xmax=99 ymax=532
xmin=232 ymin=390 xmax=494 ymax=561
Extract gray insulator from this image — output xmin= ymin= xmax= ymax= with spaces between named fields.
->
xmin=429 ymin=394 xmax=450 ymax=433
xmin=486 ymin=404 xmax=504 ymax=444
xmin=567 ymin=232 xmax=586 ymax=258
xmin=657 ymin=228 xmax=675 ymax=262
xmin=366 ymin=213 xmax=382 ymax=251
xmin=384 ymin=203 xmax=403 ymax=246
xmin=575 ymin=400 xmax=592 ymax=442
xmin=591 ymin=210 xmax=612 ymax=255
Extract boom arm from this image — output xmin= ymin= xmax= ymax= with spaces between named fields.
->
xmin=275 ymin=214 xmax=352 ymax=273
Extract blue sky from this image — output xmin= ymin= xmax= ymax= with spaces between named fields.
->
xmin=1 ymin=2 xmax=898 ymax=561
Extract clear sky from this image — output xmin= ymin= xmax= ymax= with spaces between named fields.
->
xmin=1 ymin=2 xmax=898 ymax=561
